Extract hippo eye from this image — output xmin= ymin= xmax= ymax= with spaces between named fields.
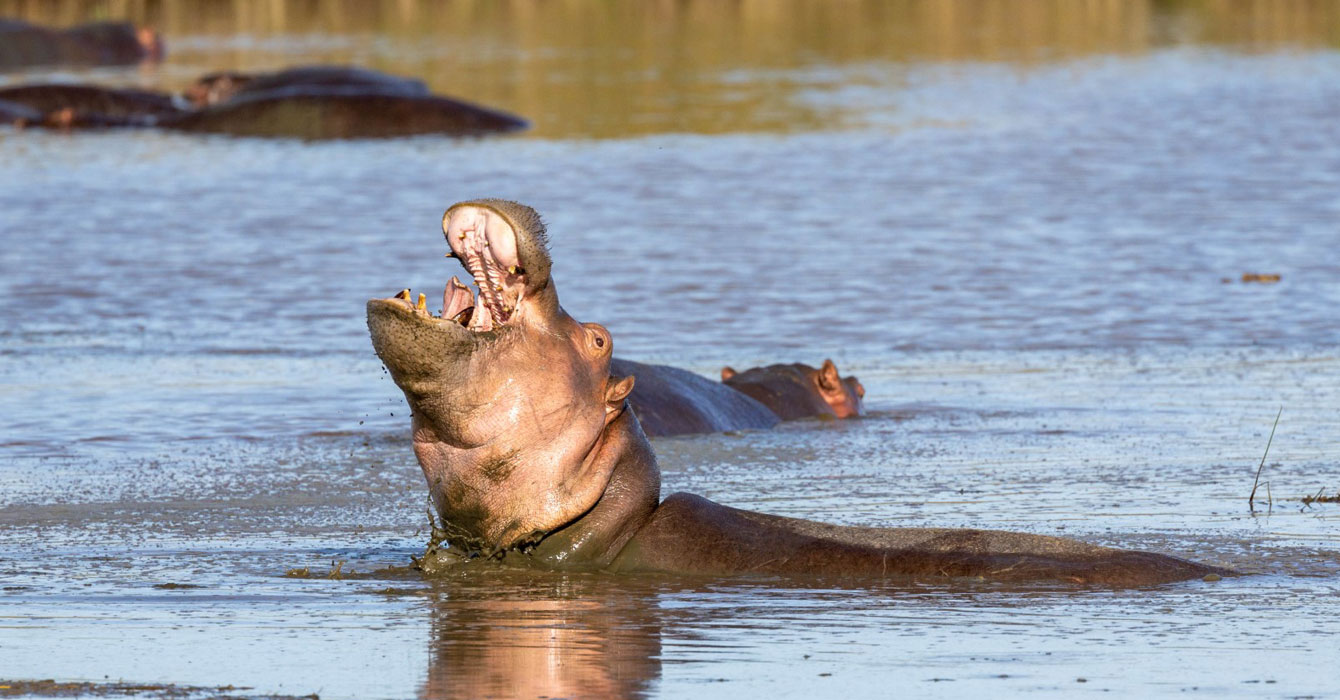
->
xmin=583 ymin=323 xmax=612 ymax=354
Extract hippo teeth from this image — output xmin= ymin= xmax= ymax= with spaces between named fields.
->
xmin=468 ymin=294 xmax=494 ymax=331
xmin=443 ymin=205 xmax=528 ymax=331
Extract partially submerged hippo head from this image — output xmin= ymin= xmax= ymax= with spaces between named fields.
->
xmin=368 ymin=199 xmax=635 ymax=555
xmin=721 ymin=359 xmax=865 ymax=420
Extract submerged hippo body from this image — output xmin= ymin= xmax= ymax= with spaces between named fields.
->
xmin=163 ymin=85 xmax=527 ymax=139
xmin=722 ymin=360 xmax=865 ymax=420
xmin=0 ymin=19 xmax=163 ymax=69
xmin=367 ymin=199 xmax=1225 ymax=586
xmin=611 ymin=358 xmax=779 ymax=437
xmin=0 ymin=84 xmax=181 ymax=128
xmin=183 ymin=65 xmax=430 ymax=108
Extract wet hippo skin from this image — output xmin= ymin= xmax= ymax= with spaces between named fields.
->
xmin=0 ymin=19 xmax=163 ymax=69
xmin=611 ymin=357 xmax=779 ymax=437
xmin=367 ymin=199 xmax=1227 ymax=586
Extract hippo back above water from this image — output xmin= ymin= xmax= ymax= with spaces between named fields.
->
xmin=0 ymin=62 xmax=527 ymax=139
xmin=611 ymin=358 xmax=779 ymax=437
xmin=163 ymin=84 xmax=528 ymax=139
xmin=182 ymin=65 xmax=430 ymax=109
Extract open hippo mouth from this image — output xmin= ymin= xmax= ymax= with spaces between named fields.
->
xmin=378 ymin=201 xmax=543 ymax=333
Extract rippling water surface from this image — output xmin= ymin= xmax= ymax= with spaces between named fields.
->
xmin=2 ymin=2 xmax=1339 ymax=698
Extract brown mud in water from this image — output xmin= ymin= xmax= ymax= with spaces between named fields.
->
xmin=2 ymin=1 xmax=1339 ymax=698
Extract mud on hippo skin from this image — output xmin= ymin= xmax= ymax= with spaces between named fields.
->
xmin=721 ymin=359 xmax=865 ymax=421
xmin=367 ymin=199 xmax=1228 ymax=585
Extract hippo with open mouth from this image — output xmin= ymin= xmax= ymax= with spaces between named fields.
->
xmin=367 ymin=199 xmax=1225 ymax=585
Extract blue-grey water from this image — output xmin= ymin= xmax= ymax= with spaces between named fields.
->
xmin=2 ymin=10 xmax=1340 ymax=700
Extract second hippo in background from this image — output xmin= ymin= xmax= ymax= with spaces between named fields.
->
xmin=612 ymin=358 xmax=779 ymax=438
xmin=164 ymin=65 xmax=526 ymax=139
xmin=721 ymin=359 xmax=864 ymax=420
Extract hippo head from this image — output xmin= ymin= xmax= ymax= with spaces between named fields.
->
xmin=367 ymin=199 xmax=635 ymax=556
xmin=721 ymin=358 xmax=865 ymax=419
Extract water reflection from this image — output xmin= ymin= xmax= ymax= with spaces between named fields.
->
xmin=3 ymin=0 xmax=1339 ymax=137
xmin=421 ymin=571 xmax=662 ymax=700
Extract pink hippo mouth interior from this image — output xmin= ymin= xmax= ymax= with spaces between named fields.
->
xmin=382 ymin=207 xmax=529 ymax=333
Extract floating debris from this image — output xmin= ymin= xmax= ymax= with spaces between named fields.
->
xmin=1302 ymin=489 xmax=1340 ymax=505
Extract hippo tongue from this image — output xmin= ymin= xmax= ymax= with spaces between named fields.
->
xmin=443 ymin=276 xmax=473 ymax=321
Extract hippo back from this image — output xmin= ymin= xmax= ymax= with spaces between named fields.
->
xmin=236 ymin=66 xmax=429 ymax=100
xmin=611 ymin=358 xmax=779 ymax=437
xmin=162 ymin=87 xmax=528 ymax=139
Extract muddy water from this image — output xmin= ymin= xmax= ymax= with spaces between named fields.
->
xmin=2 ymin=2 xmax=1340 ymax=698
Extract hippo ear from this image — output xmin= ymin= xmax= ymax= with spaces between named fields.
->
xmin=721 ymin=366 xmax=737 ymax=381
xmin=605 ymin=375 xmax=635 ymax=416
xmin=818 ymin=359 xmax=841 ymax=391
